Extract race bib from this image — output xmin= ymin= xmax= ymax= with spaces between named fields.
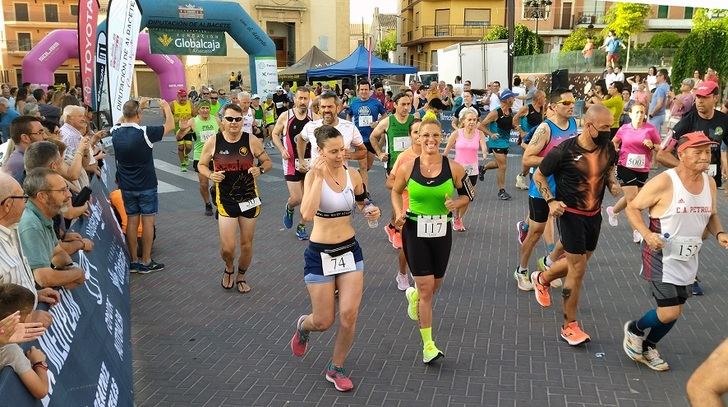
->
xmin=295 ymin=158 xmax=310 ymax=170
xmin=393 ymin=136 xmax=411 ymax=152
xmin=416 ymin=215 xmax=448 ymax=238
xmin=358 ymin=115 xmax=373 ymax=127
xmin=706 ymin=164 xmax=717 ymax=177
xmin=666 ymin=236 xmax=702 ymax=262
xmin=321 ymin=251 xmax=356 ymax=276
xmin=625 ymin=153 xmax=646 ymax=169
xmin=199 ymin=131 xmax=216 ymax=142
xmin=238 ymin=197 xmax=261 ymax=212
xmin=463 ymin=164 xmax=477 ymax=176
xmin=275 ymin=102 xmax=284 ymax=109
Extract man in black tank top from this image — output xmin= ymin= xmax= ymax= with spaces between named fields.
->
xmin=513 ymin=90 xmax=547 ymax=189
xmin=197 ymin=104 xmax=273 ymax=294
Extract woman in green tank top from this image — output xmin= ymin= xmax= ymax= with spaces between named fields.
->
xmin=391 ymin=117 xmax=471 ymax=364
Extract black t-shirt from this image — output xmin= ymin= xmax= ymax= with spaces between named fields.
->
xmin=671 ymin=109 xmax=728 ymax=185
xmin=539 ymin=137 xmax=617 ymax=213
xmin=453 ymin=103 xmax=482 ymax=120
xmin=272 ymin=93 xmax=289 ymax=117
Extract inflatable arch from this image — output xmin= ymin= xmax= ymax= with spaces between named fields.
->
xmin=22 ymin=30 xmax=185 ymax=101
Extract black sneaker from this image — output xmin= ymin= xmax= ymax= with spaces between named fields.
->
xmin=205 ymin=204 xmax=213 ymax=216
xmin=498 ymin=189 xmax=512 ymax=201
xmin=478 ymin=165 xmax=486 ymax=181
xmin=138 ymin=260 xmax=165 ymax=274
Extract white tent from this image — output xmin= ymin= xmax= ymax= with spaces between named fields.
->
xmin=608 ymin=0 xmax=727 ymax=9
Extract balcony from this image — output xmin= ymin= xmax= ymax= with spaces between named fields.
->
xmin=4 ymin=40 xmax=34 ymax=53
xmin=404 ymin=24 xmax=489 ymax=46
xmin=575 ymin=12 xmax=606 ymax=26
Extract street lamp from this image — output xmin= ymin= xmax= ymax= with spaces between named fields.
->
xmin=524 ymin=0 xmax=552 ymax=37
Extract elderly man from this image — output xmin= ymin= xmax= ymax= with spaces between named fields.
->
xmin=111 ymin=98 xmax=174 ymax=273
xmin=18 ymin=168 xmax=87 ymax=289
xmin=59 ymin=105 xmax=100 ymax=177
xmin=2 ymin=116 xmax=46 ymax=184
xmin=0 ymin=97 xmax=20 ymax=142
xmin=237 ymin=91 xmax=258 ymax=137
xmin=0 ymin=173 xmax=60 ymax=327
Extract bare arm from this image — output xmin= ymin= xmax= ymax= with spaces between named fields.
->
xmin=656 ymin=140 xmax=680 ymax=168
xmin=447 ymin=160 xmax=471 ymax=211
xmin=159 ymin=100 xmax=175 ymax=135
xmin=442 ymin=130 xmax=457 ymax=156
xmin=522 ymin=123 xmax=550 ymax=168
xmin=532 ymin=168 xmax=555 ymax=202
xmin=369 ymin=116 xmax=390 ymax=159
xmin=626 ymin=173 xmax=670 ymax=247
xmin=33 ymin=266 xmax=85 ymax=289
xmin=249 ymin=135 xmax=272 ymax=175
xmin=687 ymin=338 xmax=728 ymax=407
xmin=391 ymin=159 xmax=414 ymax=227
xmin=196 ymin=135 xmax=217 ymax=179
xmin=296 ymin=129 xmax=309 ymax=171
xmin=350 ymin=142 xmax=367 ymax=161
xmin=300 ymin=159 xmax=324 ymax=222
xmin=512 ymin=106 xmax=528 ymax=133
xmin=270 ymin=113 xmax=288 ymax=156
xmin=20 ymin=348 xmax=48 ymax=399
xmin=478 ymin=110 xmax=498 ymax=138
xmin=704 ymin=177 xmax=727 ymax=241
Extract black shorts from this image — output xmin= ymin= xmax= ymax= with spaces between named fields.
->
xmin=528 ymin=197 xmax=549 ymax=223
xmin=266 ymin=122 xmax=275 ymax=128
xmin=557 ymin=211 xmax=602 ymax=254
xmin=468 ymin=175 xmax=478 ymax=186
xmin=616 ymin=165 xmax=649 ymax=187
xmin=284 ymin=172 xmax=306 ymax=182
xmin=178 ymin=132 xmax=195 ymax=143
xmin=488 ymin=147 xmax=509 ymax=155
xmin=401 ymin=217 xmax=452 ymax=279
xmin=192 ymin=159 xmax=212 ymax=174
xmin=364 ymin=141 xmax=377 ymax=155
xmin=210 ymin=187 xmax=260 ymax=219
xmin=650 ymin=280 xmax=691 ymax=307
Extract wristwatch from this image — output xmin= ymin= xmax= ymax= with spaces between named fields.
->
xmin=258 ymin=166 xmax=265 ymax=174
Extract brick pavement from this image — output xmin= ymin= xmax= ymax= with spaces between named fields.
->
xmin=129 ymin=139 xmax=728 ymax=407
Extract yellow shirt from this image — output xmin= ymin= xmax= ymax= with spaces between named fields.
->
xmin=602 ymin=96 xmax=624 ymax=129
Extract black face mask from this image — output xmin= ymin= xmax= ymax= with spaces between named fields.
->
xmin=590 ymin=124 xmax=611 ymax=145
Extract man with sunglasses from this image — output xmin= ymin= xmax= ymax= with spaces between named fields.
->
xmin=172 ymin=89 xmax=195 ymax=172
xmin=209 ymin=91 xmax=222 ymax=118
xmin=3 ymin=116 xmax=46 ymax=184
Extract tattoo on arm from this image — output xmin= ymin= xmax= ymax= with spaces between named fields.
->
xmin=530 ymin=125 xmax=548 ymax=146
xmin=536 ymin=179 xmax=552 ymax=201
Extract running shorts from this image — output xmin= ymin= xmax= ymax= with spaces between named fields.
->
xmin=650 ymin=280 xmax=691 ymax=307
xmin=401 ymin=218 xmax=452 ymax=279
xmin=617 ymin=165 xmax=649 ymax=188
xmin=557 ymin=211 xmax=602 ymax=254
xmin=210 ymin=187 xmax=261 ymax=219
xmin=528 ymin=197 xmax=549 ymax=223
xmin=488 ymin=147 xmax=509 ymax=155
xmin=303 ymin=237 xmax=364 ymax=284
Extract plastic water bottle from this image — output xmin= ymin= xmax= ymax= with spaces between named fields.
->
xmin=661 ymin=233 xmax=670 ymax=257
xmin=364 ymin=199 xmax=378 ymax=228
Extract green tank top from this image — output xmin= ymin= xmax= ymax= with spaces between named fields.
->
xmin=193 ymin=116 xmax=219 ymax=160
xmin=386 ymin=114 xmax=414 ymax=167
xmin=406 ymin=156 xmax=455 ymax=219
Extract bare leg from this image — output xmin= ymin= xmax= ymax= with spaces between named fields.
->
xmin=126 ymin=214 xmax=140 ymax=263
xmin=562 ymin=252 xmax=592 ymax=326
xmin=140 ymin=215 xmax=155 ymax=263
xmin=198 ymin=173 xmax=210 ymax=205
xmin=519 ymin=220 xmax=546 ymax=268
xmin=495 ymin=153 xmax=507 ymax=190
xmin=331 ymin=271 xmax=363 ymax=366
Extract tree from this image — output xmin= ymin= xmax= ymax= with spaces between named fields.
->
xmin=482 ymin=24 xmax=543 ymax=56
xmin=645 ymin=32 xmax=683 ymax=49
xmin=671 ymin=13 xmax=728 ymax=90
xmin=604 ymin=3 xmax=651 ymax=39
xmin=560 ymin=28 xmax=603 ymax=53
xmin=374 ymin=31 xmax=396 ymax=60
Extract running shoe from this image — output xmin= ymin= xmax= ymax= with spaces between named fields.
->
xmin=515 ymin=174 xmax=529 ymax=190
xmin=405 ymin=287 xmax=419 ymax=321
xmin=453 ymin=217 xmax=465 ymax=232
xmin=392 ymin=231 xmax=403 ymax=250
xmin=296 ymin=224 xmax=309 ymax=241
xmin=560 ymin=321 xmax=591 ymax=346
xmin=290 ymin=315 xmax=309 ymax=357
xmin=396 ymin=273 xmax=410 ymax=291
xmin=325 ymin=362 xmax=354 ymax=392
xmin=129 ymin=262 xmax=141 ymax=274
xmin=422 ymin=342 xmax=444 ymax=364
xmin=622 ymin=321 xmax=644 ymax=362
xmin=498 ymin=189 xmax=512 ymax=201
xmin=283 ymin=204 xmax=294 ymax=229
xmin=384 ymin=224 xmax=396 ymax=244
xmin=516 ymin=220 xmax=528 ymax=245
xmin=478 ymin=165 xmax=486 ymax=181
xmin=550 ymin=277 xmax=563 ymax=288
xmin=513 ymin=268 xmax=533 ymax=291
xmin=536 ymin=256 xmax=548 ymax=273
xmin=137 ymin=260 xmax=165 ymax=274
xmin=531 ymin=271 xmax=551 ymax=307
xmin=633 ymin=229 xmax=643 ymax=244
xmin=692 ymin=278 xmax=704 ymax=296
xmin=641 ymin=347 xmax=670 ymax=371
xmin=606 ymin=206 xmax=618 ymax=226
xmin=204 ymin=203 xmax=213 ymax=217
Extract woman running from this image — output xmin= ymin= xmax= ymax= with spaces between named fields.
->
xmin=606 ymin=103 xmax=662 ymax=242
xmin=443 ymin=107 xmax=487 ymax=231
xmin=289 ymin=125 xmax=381 ymax=392
xmin=392 ymin=117 xmax=471 ymax=364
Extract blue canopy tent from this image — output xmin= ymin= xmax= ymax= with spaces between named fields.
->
xmin=307 ymin=45 xmax=416 ymax=79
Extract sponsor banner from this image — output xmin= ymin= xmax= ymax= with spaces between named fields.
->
xmin=254 ymin=57 xmax=278 ymax=97
xmin=94 ymin=30 xmax=108 ymax=114
xmin=0 ymin=177 xmax=133 ymax=406
xmin=149 ymin=29 xmax=226 ymax=56
xmin=78 ymin=0 xmax=100 ymax=107
xmin=106 ymin=0 xmax=142 ymax=124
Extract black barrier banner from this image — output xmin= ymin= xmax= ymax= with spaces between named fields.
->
xmin=0 ymin=177 xmax=133 ymax=406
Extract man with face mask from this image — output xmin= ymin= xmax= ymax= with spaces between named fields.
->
xmin=531 ymin=104 xmax=620 ymax=347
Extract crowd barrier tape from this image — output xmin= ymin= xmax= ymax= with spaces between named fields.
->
xmin=0 ymin=176 xmax=133 ymax=407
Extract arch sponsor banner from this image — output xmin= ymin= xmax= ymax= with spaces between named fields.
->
xmin=149 ymin=28 xmax=227 ymax=56
xmin=106 ymin=0 xmax=142 ymax=124
xmin=78 ymin=0 xmax=100 ymax=106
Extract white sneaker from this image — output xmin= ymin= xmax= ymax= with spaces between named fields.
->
xmin=633 ymin=230 xmax=643 ymax=243
xmin=550 ymin=277 xmax=563 ymax=288
xmin=513 ymin=268 xmax=534 ymax=291
xmin=606 ymin=206 xmax=618 ymax=227
xmin=395 ymin=273 xmax=410 ymax=291
xmin=515 ymin=174 xmax=529 ymax=190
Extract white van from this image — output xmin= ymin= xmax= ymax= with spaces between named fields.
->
xmin=405 ymin=71 xmax=439 ymax=87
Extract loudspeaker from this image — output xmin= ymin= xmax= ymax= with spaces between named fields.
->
xmin=551 ymin=69 xmax=569 ymax=93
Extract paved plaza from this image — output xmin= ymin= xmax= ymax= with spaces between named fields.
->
xmin=128 ymin=133 xmax=728 ymax=407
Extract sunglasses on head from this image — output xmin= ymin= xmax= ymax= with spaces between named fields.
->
xmin=224 ymin=116 xmax=243 ymax=123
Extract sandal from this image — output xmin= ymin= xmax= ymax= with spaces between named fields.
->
xmin=236 ymin=268 xmax=251 ymax=294
xmin=221 ymin=268 xmax=234 ymax=289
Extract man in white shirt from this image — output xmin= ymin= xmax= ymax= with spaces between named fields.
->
xmin=512 ymin=76 xmax=526 ymax=112
xmin=604 ymin=66 xmax=618 ymax=89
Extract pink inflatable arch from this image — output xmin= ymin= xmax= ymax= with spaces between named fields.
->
xmin=22 ymin=29 xmax=185 ymax=101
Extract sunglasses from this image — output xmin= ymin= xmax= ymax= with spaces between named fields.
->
xmin=202 ymin=92 xmax=210 ymax=96
xmin=557 ymin=99 xmax=575 ymax=106
xmin=211 ymin=97 xmax=218 ymax=100
xmin=224 ymin=116 xmax=243 ymax=123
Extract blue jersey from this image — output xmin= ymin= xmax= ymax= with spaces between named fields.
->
xmin=528 ymin=118 xmax=578 ymax=199
xmin=348 ymin=97 xmax=387 ymax=142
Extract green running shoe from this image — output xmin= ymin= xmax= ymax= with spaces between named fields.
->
xmin=423 ymin=342 xmax=444 ymax=364
xmin=405 ymin=287 xmax=419 ymax=321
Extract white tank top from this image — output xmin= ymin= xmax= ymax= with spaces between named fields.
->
xmin=315 ymin=169 xmax=355 ymax=218
xmin=642 ymin=169 xmax=712 ymax=285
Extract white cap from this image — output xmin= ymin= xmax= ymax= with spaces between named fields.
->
xmin=276 ymin=85 xmax=284 ymax=91
xmin=252 ymin=94 xmax=260 ymax=99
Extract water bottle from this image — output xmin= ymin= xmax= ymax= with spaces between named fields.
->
xmin=661 ymin=233 xmax=670 ymax=257
xmin=364 ymin=199 xmax=378 ymax=228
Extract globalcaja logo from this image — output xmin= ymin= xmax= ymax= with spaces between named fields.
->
xmin=158 ymin=33 xmax=173 ymax=47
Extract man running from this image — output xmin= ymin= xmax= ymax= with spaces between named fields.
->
xmin=530 ymin=105 xmax=620 ymax=346
xmin=178 ymin=100 xmax=219 ymax=216
xmin=622 ymin=132 xmax=728 ymax=371
xmin=347 ymin=80 xmax=387 ymax=193
xmin=197 ymin=104 xmax=273 ymax=293
xmin=514 ymin=90 xmax=577 ymax=291
xmin=172 ymin=89 xmax=195 ymax=172
xmin=272 ymin=87 xmax=313 ymax=240
xmin=480 ymin=89 xmax=518 ymax=200
xmin=513 ymin=90 xmax=547 ymax=190
xmin=370 ymin=92 xmax=414 ymax=249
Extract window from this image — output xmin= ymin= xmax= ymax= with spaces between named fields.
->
xmin=521 ymin=3 xmax=550 ymax=20
xmin=70 ymin=5 xmax=79 ymax=16
xmin=464 ymin=8 xmax=491 ymax=26
xmin=657 ymin=5 xmax=669 ymax=19
xmin=435 ymin=9 xmax=450 ymax=36
xmin=14 ymin=3 xmax=29 ymax=21
xmin=415 ymin=12 xmax=419 ymax=28
xmin=45 ymin=4 xmax=59 ymax=22
xmin=17 ymin=33 xmax=32 ymax=51
xmin=684 ymin=7 xmax=694 ymax=19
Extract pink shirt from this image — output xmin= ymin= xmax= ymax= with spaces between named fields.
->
xmin=615 ymin=123 xmax=661 ymax=172
xmin=669 ymin=93 xmax=694 ymax=118
xmin=454 ymin=128 xmax=481 ymax=167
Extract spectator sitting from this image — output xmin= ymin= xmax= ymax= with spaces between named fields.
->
xmin=2 ymin=116 xmax=46 ymax=184
xmin=18 ymin=168 xmax=87 ymax=289
xmin=0 ymin=283 xmax=49 ymax=399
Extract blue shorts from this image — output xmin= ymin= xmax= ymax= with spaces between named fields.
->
xmin=304 ymin=237 xmax=364 ymax=284
xmin=121 ymin=188 xmax=158 ymax=216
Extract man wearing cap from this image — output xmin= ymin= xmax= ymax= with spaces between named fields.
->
xmin=273 ymin=86 xmax=289 ymax=119
xmin=479 ymin=88 xmax=518 ymax=200
xmin=623 ymin=131 xmax=728 ymax=371
xmin=178 ymin=100 xmax=219 ymax=216
xmin=172 ymin=89 xmax=195 ymax=172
